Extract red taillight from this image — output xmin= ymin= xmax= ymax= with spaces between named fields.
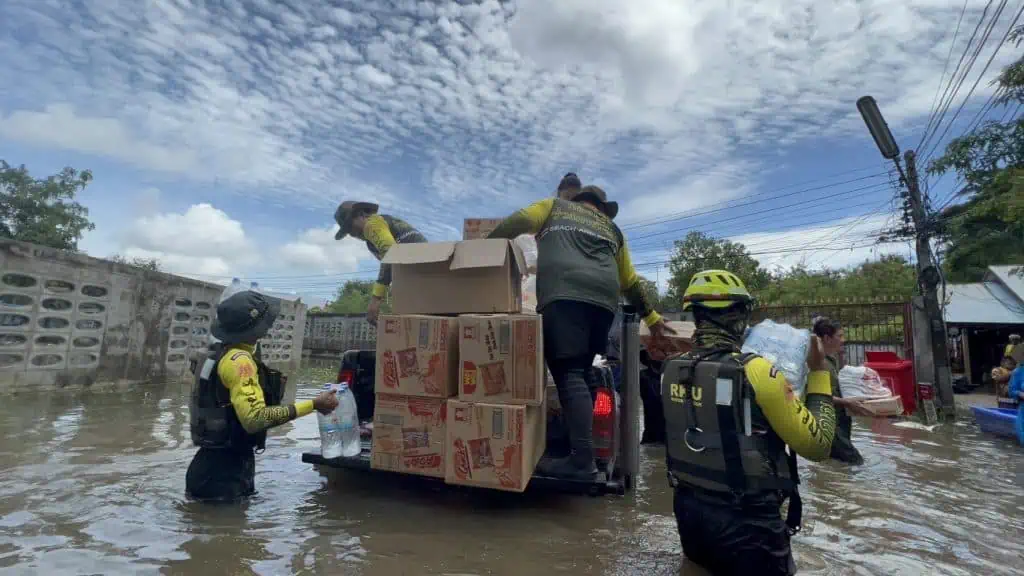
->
xmin=594 ymin=389 xmax=613 ymax=417
xmin=338 ymin=368 xmax=355 ymax=385
xmin=593 ymin=388 xmax=615 ymax=461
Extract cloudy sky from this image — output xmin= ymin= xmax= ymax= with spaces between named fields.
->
xmin=1 ymin=0 xmax=1017 ymax=304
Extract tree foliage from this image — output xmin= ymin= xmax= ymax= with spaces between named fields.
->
xmin=760 ymin=255 xmax=917 ymax=304
xmin=927 ymin=26 xmax=1024 ymax=282
xmin=110 ymin=255 xmax=161 ymax=271
xmin=666 ymin=231 xmax=772 ymax=305
xmin=0 ymin=161 xmax=95 ymax=250
xmin=324 ymin=280 xmax=393 ymax=315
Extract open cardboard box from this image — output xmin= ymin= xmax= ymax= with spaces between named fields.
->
xmin=639 ymin=320 xmax=695 ymax=362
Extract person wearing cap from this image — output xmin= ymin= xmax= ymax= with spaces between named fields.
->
xmin=487 ymin=184 xmax=675 ymax=480
xmin=186 ymin=290 xmax=339 ymax=501
xmin=1005 ymin=334 xmax=1022 ymax=363
xmin=334 ymin=201 xmax=427 ymax=325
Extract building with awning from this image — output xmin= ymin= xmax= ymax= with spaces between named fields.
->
xmin=943 ymin=265 xmax=1024 ymax=388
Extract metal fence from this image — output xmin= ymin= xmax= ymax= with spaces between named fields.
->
xmin=751 ymin=300 xmax=913 ymax=366
xmin=304 ymin=313 xmax=377 ymax=355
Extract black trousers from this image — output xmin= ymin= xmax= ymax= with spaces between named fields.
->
xmin=541 ymin=300 xmax=615 ymax=467
xmin=674 ymin=489 xmax=797 ymax=576
xmin=830 ymin=409 xmax=864 ymax=465
xmin=185 ymin=447 xmax=256 ymax=502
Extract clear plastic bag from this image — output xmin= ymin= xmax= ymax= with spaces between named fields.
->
xmin=515 ymin=235 xmax=537 ymax=275
xmin=838 ymin=366 xmax=892 ymax=398
xmin=741 ymin=320 xmax=812 ymax=399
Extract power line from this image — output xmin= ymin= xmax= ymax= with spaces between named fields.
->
xmin=918 ymin=0 xmax=975 ymax=151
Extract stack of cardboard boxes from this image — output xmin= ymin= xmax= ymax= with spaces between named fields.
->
xmin=369 ymin=230 xmax=547 ymax=492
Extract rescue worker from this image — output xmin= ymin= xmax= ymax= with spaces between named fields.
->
xmin=187 ymin=290 xmax=339 ymax=501
xmin=664 ymin=270 xmax=836 ymax=575
xmin=333 ymin=201 xmax=427 ymax=325
xmin=813 ymin=316 xmax=869 ymax=465
xmin=487 ymin=184 xmax=675 ymax=480
xmin=1006 ymin=334 xmax=1022 ymax=363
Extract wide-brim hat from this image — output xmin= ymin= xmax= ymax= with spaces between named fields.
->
xmin=211 ymin=290 xmax=281 ymax=345
xmin=570 ymin=185 xmax=619 ymax=220
xmin=334 ymin=201 xmax=380 ymax=240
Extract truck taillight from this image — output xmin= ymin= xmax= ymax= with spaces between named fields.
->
xmin=338 ymin=368 xmax=355 ymax=385
xmin=594 ymin=389 xmax=613 ymax=417
xmin=593 ymin=388 xmax=615 ymax=460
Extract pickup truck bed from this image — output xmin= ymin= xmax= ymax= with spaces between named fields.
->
xmin=301 ymin=439 xmax=625 ymax=496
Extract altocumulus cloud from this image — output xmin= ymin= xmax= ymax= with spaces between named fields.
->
xmin=0 ymin=0 xmax=1007 ymax=300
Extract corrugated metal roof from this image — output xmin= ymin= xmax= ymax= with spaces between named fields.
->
xmin=987 ymin=265 xmax=1024 ymax=303
xmin=944 ymin=282 xmax=1024 ymax=325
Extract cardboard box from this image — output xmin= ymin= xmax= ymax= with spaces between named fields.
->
xmin=460 ymin=314 xmax=544 ymax=405
xmin=445 ymin=400 xmax=546 ymax=492
xmin=376 ymin=315 xmax=459 ymax=398
xmin=381 ymin=239 xmax=525 ymax=315
xmin=858 ymin=395 xmax=904 ymax=417
xmin=639 ymin=320 xmax=695 ymax=362
xmin=463 ymin=218 xmax=505 ymax=240
xmin=371 ymin=393 xmax=447 ymax=478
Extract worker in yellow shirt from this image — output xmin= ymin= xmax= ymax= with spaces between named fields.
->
xmin=334 ymin=201 xmax=427 ymax=325
xmin=1005 ymin=334 xmax=1021 ymax=364
xmin=664 ymin=270 xmax=836 ymax=575
xmin=187 ymin=290 xmax=338 ymax=501
xmin=488 ymin=184 xmax=674 ymax=480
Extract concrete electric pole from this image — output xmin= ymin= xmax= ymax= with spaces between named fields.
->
xmin=856 ymin=96 xmax=955 ymax=412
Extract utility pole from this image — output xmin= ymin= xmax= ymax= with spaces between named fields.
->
xmin=902 ymin=149 xmax=954 ymax=410
xmin=856 ymin=96 xmax=955 ymax=412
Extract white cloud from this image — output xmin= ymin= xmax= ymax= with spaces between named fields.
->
xmin=0 ymin=0 xmax=1011 ymax=295
xmin=104 ymin=203 xmax=376 ymax=302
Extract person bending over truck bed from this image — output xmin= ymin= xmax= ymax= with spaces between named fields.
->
xmin=666 ymin=270 xmax=836 ymax=575
xmin=334 ymin=200 xmax=427 ymax=325
xmin=487 ymin=184 xmax=674 ymax=480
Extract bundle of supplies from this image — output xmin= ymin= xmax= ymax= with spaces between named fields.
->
xmin=741 ymin=320 xmax=812 ymax=399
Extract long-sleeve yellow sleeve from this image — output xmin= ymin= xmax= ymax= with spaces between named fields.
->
xmin=744 ymin=358 xmax=836 ymax=462
xmin=219 ymin=348 xmax=313 ymax=434
xmin=487 ymin=198 xmax=554 ymax=239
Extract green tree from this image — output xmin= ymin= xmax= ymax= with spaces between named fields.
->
xmin=325 ymin=280 xmax=393 ymax=315
xmin=110 ymin=255 xmax=161 ymax=271
xmin=638 ymin=276 xmax=663 ymax=311
xmin=927 ymin=26 xmax=1024 ymax=282
xmin=760 ymin=255 xmax=916 ymax=304
xmin=0 ymin=161 xmax=95 ymax=250
xmin=665 ymin=231 xmax=772 ymax=304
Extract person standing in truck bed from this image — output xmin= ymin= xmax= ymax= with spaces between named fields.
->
xmin=333 ymin=201 xmax=426 ymax=325
xmin=487 ymin=184 xmax=674 ymax=480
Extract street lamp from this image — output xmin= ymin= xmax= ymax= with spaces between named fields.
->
xmin=856 ymin=96 xmax=900 ymax=160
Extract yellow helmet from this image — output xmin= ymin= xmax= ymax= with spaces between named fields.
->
xmin=682 ymin=269 xmax=753 ymax=310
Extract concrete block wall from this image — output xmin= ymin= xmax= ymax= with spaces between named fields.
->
xmin=0 ymin=239 xmax=305 ymax=390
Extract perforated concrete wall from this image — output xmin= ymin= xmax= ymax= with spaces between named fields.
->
xmin=0 ymin=239 xmax=305 ymax=390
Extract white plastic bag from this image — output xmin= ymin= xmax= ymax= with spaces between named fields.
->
xmin=838 ymin=366 xmax=892 ymax=398
xmin=741 ymin=320 xmax=812 ymax=399
xmin=515 ymin=235 xmax=537 ymax=275
xmin=522 ymin=275 xmax=537 ymax=314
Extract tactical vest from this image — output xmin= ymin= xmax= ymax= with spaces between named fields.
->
xmin=190 ymin=345 xmax=286 ymax=452
xmin=662 ymin=349 xmax=799 ymax=501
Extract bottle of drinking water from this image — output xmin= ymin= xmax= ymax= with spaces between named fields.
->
xmin=317 ymin=382 xmax=361 ymax=458
xmin=337 ymin=382 xmax=361 ymax=457
xmin=318 ymin=384 xmax=344 ymax=459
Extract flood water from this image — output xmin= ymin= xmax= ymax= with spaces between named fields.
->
xmin=1 ymin=367 xmax=1022 ymax=576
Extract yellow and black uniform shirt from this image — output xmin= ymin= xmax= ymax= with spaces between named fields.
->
xmin=218 ymin=344 xmax=313 ymax=434
xmin=487 ymin=198 xmax=662 ymax=326
xmin=362 ymin=214 xmax=426 ymax=298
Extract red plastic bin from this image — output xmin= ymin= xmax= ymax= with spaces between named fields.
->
xmin=863 ymin=351 xmax=916 ymax=415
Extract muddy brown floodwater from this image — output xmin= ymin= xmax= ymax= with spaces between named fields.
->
xmin=1 ymin=368 xmax=1022 ymax=576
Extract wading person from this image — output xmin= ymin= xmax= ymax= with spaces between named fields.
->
xmin=665 ymin=270 xmax=836 ymax=575
xmin=813 ymin=316 xmax=869 ymax=465
xmin=333 ymin=201 xmax=426 ymax=325
xmin=487 ymin=184 xmax=674 ymax=480
xmin=187 ymin=290 xmax=338 ymax=502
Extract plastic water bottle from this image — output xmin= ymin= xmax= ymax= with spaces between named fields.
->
xmin=337 ymin=382 xmax=361 ymax=457
xmin=318 ymin=384 xmax=344 ymax=459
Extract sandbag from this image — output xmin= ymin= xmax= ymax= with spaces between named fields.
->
xmin=838 ymin=365 xmax=892 ymax=398
xmin=741 ymin=320 xmax=812 ymax=399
